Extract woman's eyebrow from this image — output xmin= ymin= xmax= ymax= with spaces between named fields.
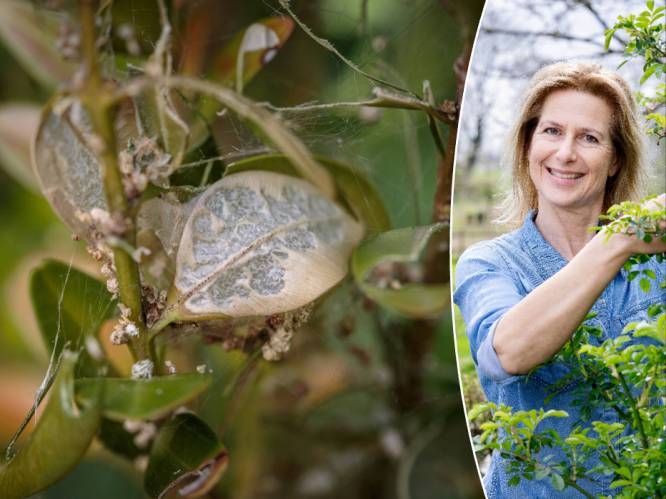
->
xmin=540 ymin=120 xmax=605 ymax=136
xmin=579 ymin=126 xmax=604 ymax=136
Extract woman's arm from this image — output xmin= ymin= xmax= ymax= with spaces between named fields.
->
xmin=493 ymin=225 xmax=666 ymax=375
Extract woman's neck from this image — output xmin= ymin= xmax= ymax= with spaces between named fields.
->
xmin=534 ymin=203 xmax=601 ymax=260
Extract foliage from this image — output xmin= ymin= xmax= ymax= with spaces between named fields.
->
xmin=0 ymin=1 xmax=480 ymax=498
xmin=605 ymin=0 xmax=666 ymax=141
xmin=469 ymin=200 xmax=666 ymax=499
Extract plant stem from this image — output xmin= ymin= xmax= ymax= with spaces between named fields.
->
xmin=617 ymin=370 xmax=649 ymax=449
xmin=79 ymin=0 xmax=150 ymax=363
xmin=503 ymin=450 xmax=598 ymax=499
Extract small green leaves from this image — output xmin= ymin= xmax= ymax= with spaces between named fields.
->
xmin=169 ymin=170 xmax=362 ymax=319
xmin=0 ymin=352 xmax=101 ymax=499
xmin=351 ymin=223 xmax=448 ymax=318
xmin=30 ymin=259 xmax=115 ymax=377
xmin=144 ymin=412 xmax=227 ymax=499
xmin=75 ymin=373 xmax=213 ymax=421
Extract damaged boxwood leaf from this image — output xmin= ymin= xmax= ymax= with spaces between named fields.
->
xmin=144 ymin=412 xmax=228 ymax=499
xmin=226 ymin=153 xmax=391 ymax=233
xmin=352 ymin=224 xmax=449 ymax=318
xmin=0 ymin=351 xmax=101 ymax=499
xmin=32 ymin=98 xmax=107 ymax=236
xmin=165 ymin=170 xmax=363 ymax=319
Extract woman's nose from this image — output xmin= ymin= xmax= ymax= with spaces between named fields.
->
xmin=555 ymin=135 xmax=577 ymax=163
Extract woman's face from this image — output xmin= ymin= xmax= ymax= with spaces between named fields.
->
xmin=527 ymin=89 xmax=618 ymax=215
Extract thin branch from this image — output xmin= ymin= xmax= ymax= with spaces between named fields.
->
xmin=259 ymin=87 xmax=457 ymax=125
xmin=482 ymin=27 xmax=610 ymax=49
xmin=278 ymin=0 xmax=417 ymax=97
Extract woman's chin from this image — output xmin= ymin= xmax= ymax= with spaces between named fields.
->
xmin=538 ymin=191 xmax=600 ymax=214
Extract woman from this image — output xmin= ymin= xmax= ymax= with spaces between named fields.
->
xmin=454 ymin=61 xmax=665 ymax=498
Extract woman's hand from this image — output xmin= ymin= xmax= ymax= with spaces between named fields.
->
xmin=493 ymin=195 xmax=664 ymax=375
xmin=602 ymin=193 xmax=666 ymax=258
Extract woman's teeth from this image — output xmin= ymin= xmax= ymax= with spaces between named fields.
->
xmin=547 ymin=167 xmax=583 ymax=179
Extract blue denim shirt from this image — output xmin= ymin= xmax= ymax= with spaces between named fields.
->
xmin=454 ymin=211 xmax=665 ymax=498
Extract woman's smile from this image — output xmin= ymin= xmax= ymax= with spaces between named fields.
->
xmin=528 ymin=89 xmax=617 ymax=214
xmin=545 ymin=166 xmax=585 ymax=183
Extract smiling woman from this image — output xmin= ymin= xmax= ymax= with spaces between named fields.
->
xmin=528 ymin=90 xmax=618 ymax=215
xmin=454 ymin=61 xmax=666 ymax=498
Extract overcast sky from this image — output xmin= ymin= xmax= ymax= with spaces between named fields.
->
xmin=456 ymin=0 xmax=664 ymax=175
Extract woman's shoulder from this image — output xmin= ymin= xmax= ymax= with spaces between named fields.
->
xmin=457 ymin=228 xmax=524 ymax=267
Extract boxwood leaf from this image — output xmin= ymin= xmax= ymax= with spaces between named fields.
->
xmin=351 ymin=224 xmax=449 ymax=318
xmin=0 ymin=351 xmax=101 ymax=499
xmin=30 ymin=259 xmax=115 ymax=378
xmin=0 ymin=104 xmax=40 ymax=190
xmin=75 ymin=373 xmax=213 ymax=421
xmin=0 ymin=1 xmax=75 ymax=88
xmin=33 ymin=98 xmax=108 ymax=236
xmin=96 ymin=418 xmax=143 ymax=460
xmin=188 ymin=17 xmax=294 ymax=149
xmin=166 ymin=170 xmax=363 ymax=319
xmin=144 ymin=412 xmax=228 ymax=499
xmin=226 ymin=153 xmax=390 ymax=233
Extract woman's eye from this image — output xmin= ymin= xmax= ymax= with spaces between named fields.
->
xmin=582 ymin=134 xmax=599 ymax=144
xmin=542 ymin=127 xmax=559 ymax=135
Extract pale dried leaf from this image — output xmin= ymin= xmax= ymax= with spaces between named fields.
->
xmin=172 ymin=170 xmax=363 ymax=318
xmin=32 ymin=99 xmax=107 ymax=235
xmin=138 ymin=196 xmax=196 ymax=259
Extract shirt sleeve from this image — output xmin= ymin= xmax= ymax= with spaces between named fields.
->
xmin=453 ymin=243 xmax=525 ymax=384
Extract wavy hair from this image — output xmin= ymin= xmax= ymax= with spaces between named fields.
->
xmin=495 ymin=61 xmax=645 ymax=227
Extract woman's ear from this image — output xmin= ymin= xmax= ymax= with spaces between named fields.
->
xmin=608 ymin=157 xmax=619 ymax=178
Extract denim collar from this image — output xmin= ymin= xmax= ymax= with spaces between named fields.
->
xmin=519 ymin=210 xmax=568 ymax=281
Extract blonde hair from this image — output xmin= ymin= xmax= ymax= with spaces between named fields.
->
xmin=495 ymin=61 xmax=645 ymax=227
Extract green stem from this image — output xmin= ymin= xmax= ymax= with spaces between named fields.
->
xmin=617 ymin=370 xmax=650 ymax=449
xmin=502 ymin=450 xmax=597 ymax=499
xmin=79 ymin=0 xmax=151 ymax=364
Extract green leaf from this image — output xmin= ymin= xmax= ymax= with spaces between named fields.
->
xmin=144 ymin=412 xmax=228 ymax=499
xmin=97 ymin=418 xmax=143 ymax=460
xmin=639 ymin=277 xmax=651 ymax=293
xmin=75 ymin=373 xmax=213 ymax=421
xmin=550 ymin=473 xmax=565 ymax=491
xmin=0 ymin=351 xmax=101 ymax=499
xmin=30 ymin=259 xmax=115 ymax=377
xmin=643 ymin=269 xmax=656 ymax=280
xmin=0 ymin=1 xmax=75 ymax=88
xmin=640 ymin=64 xmax=657 ymax=84
xmin=604 ymin=29 xmax=614 ymax=50
xmin=0 ymin=104 xmax=40 ymax=191
xmin=226 ymin=153 xmax=391 ymax=233
xmin=351 ymin=223 xmax=449 ymax=318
